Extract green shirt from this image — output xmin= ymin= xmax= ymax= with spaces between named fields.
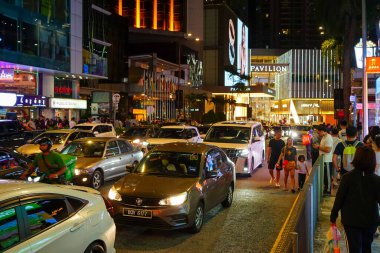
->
xmin=33 ymin=152 xmax=66 ymax=174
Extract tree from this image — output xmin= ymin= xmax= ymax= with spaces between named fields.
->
xmin=315 ymin=0 xmax=380 ymax=122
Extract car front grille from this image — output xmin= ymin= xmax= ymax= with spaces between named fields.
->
xmin=222 ymin=148 xmax=239 ymax=163
xmin=121 ymin=196 xmax=161 ymax=207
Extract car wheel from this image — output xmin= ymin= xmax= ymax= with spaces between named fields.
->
xmin=221 ymin=185 xmax=234 ymax=208
xmin=188 ymin=202 xmax=204 ymax=233
xmin=91 ymin=170 xmax=103 ymax=190
xmin=84 ymin=242 xmax=105 ymax=253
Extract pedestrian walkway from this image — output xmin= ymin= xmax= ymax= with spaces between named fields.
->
xmin=313 ymin=194 xmax=380 ymax=252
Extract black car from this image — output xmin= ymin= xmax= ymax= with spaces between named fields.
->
xmin=0 ymin=120 xmax=43 ymax=148
xmin=0 ymin=147 xmax=31 ymax=179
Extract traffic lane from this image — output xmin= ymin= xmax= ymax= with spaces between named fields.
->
xmin=99 ymin=162 xmax=298 ymax=253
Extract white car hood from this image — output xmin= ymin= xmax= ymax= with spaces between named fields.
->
xmin=17 ymin=144 xmax=64 ymax=155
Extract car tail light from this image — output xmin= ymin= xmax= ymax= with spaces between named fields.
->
xmin=102 ymin=196 xmax=114 ymax=217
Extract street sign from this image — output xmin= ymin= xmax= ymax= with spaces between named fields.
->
xmin=349 ymin=95 xmax=356 ymax=102
xmin=112 ymin=93 xmax=120 ymax=104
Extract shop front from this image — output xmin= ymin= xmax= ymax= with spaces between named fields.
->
xmin=47 ymin=98 xmax=87 ymax=121
xmin=271 ymin=99 xmax=335 ymax=125
xmin=0 ymin=92 xmax=46 ymax=120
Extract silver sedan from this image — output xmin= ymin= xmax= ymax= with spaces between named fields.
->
xmin=61 ymin=137 xmax=144 ymax=189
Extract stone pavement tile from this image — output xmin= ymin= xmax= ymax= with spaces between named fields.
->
xmin=313 ymin=195 xmax=380 ymax=253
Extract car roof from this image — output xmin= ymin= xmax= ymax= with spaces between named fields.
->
xmin=75 ymin=123 xmax=113 ymax=126
xmin=161 ymin=125 xmax=197 ymax=129
xmin=42 ymin=129 xmax=93 ymax=134
xmin=152 ymin=142 xmax=216 ymax=154
xmin=212 ymin=121 xmax=261 ymax=127
xmin=71 ymin=137 xmax=119 ymax=142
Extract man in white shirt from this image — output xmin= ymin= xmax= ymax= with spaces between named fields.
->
xmin=69 ymin=117 xmax=76 ymax=129
xmin=313 ymin=125 xmax=333 ymax=195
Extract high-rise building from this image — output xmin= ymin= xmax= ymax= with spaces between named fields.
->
xmin=250 ymin=0 xmax=324 ymax=49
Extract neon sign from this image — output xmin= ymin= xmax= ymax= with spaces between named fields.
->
xmin=0 ymin=69 xmax=14 ymax=82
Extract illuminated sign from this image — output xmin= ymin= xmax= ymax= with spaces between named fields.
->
xmin=301 ymin=103 xmax=320 ymax=108
xmin=0 ymin=69 xmax=14 ymax=82
xmin=50 ymin=98 xmax=87 ymax=109
xmin=366 ymin=57 xmax=380 ymax=73
xmin=0 ymin=92 xmax=46 ymax=107
xmin=16 ymin=95 xmax=46 ymax=107
xmin=250 ymin=64 xmax=288 ymax=72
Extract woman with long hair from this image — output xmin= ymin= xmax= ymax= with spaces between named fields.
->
xmin=276 ymin=137 xmax=297 ymax=193
xmin=330 ymin=146 xmax=380 ymax=253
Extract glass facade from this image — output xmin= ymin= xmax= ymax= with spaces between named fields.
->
xmin=0 ymin=0 xmax=70 ymax=72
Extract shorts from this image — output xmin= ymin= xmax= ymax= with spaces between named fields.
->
xmin=269 ymin=160 xmax=282 ymax=171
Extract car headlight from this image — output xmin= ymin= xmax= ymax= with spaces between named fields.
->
xmin=132 ymin=139 xmax=140 ymax=144
xmin=238 ymin=149 xmax=250 ymax=157
xmin=74 ymin=169 xmax=86 ymax=176
xmin=292 ymin=132 xmax=298 ymax=138
xmin=108 ymin=186 xmax=122 ymax=201
xmin=159 ymin=192 xmax=187 ymax=206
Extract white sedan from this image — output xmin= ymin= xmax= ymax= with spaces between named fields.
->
xmin=0 ymin=180 xmax=116 ymax=253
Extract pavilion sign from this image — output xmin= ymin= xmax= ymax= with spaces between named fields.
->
xmin=250 ymin=64 xmax=289 ymax=72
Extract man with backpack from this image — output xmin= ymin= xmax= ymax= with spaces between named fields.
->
xmin=333 ymin=126 xmax=363 ymax=177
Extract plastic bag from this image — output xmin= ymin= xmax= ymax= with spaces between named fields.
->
xmin=323 ymin=224 xmax=341 ymax=253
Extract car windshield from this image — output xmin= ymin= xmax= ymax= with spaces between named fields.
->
xmin=133 ymin=151 xmax=201 ymax=177
xmin=154 ymin=128 xmax=188 ymax=139
xmin=32 ymin=132 xmax=69 ymax=145
xmin=293 ymin=126 xmax=311 ymax=131
xmin=73 ymin=125 xmax=93 ymax=131
xmin=61 ymin=141 xmax=105 ymax=157
xmin=123 ymin=128 xmax=153 ymax=138
xmin=204 ymin=126 xmax=250 ymax=143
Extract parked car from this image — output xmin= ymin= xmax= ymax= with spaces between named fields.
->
xmin=203 ymin=121 xmax=265 ymax=176
xmin=108 ymin=142 xmax=235 ymax=233
xmin=0 ymin=120 xmax=43 ymax=148
xmin=17 ymin=129 xmax=95 ymax=159
xmin=73 ymin=123 xmax=116 ymax=137
xmin=196 ymin=124 xmax=212 ymax=139
xmin=61 ymin=137 xmax=144 ymax=189
xmin=0 ymin=147 xmax=31 ymax=179
xmin=290 ymin=125 xmax=312 ymax=143
xmin=146 ymin=125 xmax=203 ymax=151
xmin=0 ymin=180 xmax=116 ymax=253
xmin=120 ymin=125 xmax=159 ymax=152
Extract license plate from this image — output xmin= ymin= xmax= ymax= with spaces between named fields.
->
xmin=123 ymin=208 xmax=152 ymax=219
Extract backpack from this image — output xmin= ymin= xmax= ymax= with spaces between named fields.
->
xmin=342 ymin=141 xmax=359 ymax=171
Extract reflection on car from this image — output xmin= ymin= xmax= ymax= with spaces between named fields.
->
xmin=61 ymin=137 xmax=144 ymax=189
xmin=16 ymin=129 xmax=95 ymax=159
xmin=0 ymin=181 xmax=116 ymax=253
xmin=0 ymin=148 xmax=31 ymax=179
xmin=109 ymin=142 xmax=235 ymax=233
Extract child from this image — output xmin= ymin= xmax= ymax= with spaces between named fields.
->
xmin=297 ymin=155 xmax=309 ymax=190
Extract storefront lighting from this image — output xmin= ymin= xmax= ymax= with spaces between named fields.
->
xmin=195 ymin=38 xmax=200 ymax=41
xmin=79 ymin=76 xmax=83 ymax=79
xmin=71 ymin=75 xmax=76 ymax=78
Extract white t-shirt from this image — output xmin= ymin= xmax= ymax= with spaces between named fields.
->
xmin=332 ymin=136 xmax=341 ymax=154
xmin=297 ymin=161 xmax=308 ymax=174
xmin=320 ymin=133 xmax=333 ymax=162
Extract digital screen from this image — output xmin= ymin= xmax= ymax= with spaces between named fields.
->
xmin=237 ymin=19 xmax=249 ymax=76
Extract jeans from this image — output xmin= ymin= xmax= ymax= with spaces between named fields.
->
xmin=344 ymin=225 xmax=378 ymax=253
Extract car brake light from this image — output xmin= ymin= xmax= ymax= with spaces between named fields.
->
xmin=102 ymin=196 xmax=114 ymax=217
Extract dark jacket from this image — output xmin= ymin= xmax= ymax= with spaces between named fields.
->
xmin=330 ymin=169 xmax=380 ymax=228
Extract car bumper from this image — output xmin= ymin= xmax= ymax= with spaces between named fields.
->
xmin=111 ymin=201 xmax=192 ymax=230
xmin=72 ymin=173 xmax=92 ymax=186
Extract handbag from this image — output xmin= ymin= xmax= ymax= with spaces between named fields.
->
xmin=284 ymin=160 xmax=296 ymax=171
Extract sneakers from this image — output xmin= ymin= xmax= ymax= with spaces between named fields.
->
xmin=275 ymin=183 xmax=280 ymax=187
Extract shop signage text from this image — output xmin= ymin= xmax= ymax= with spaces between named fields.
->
xmin=300 ymin=103 xmax=320 ymax=108
xmin=0 ymin=92 xmax=46 ymax=107
xmin=0 ymin=69 xmax=14 ymax=82
xmin=54 ymin=87 xmax=72 ymax=95
xmin=250 ymin=64 xmax=288 ymax=72
xmin=50 ymin=98 xmax=87 ymax=109
xmin=366 ymin=57 xmax=380 ymax=74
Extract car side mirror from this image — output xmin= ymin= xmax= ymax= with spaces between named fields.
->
xmin=205 ymin=170 xmax=217 ymax=178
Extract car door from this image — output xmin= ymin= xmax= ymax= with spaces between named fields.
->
xmin=0 ymin=202 xmax=32 ymax=253
xmin=116 ymin=140 xmax=134 ymax=176
xmin=202 ymin=149 xmax=221 ymax=210
xmin=19 ymin=195 xmax=87 ymax=253
xmin=102 ymin=140 xmax=122 ymax=180
xmin=251 ymin=126 xmax=264 ymax=168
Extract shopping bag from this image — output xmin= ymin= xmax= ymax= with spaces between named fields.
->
xmin=323 ymin=224 xmax=341 ymax=253
xmin=302 ymin=134 xmax=311 ymax=145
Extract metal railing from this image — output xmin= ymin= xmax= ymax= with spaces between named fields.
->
xmin=270 ymin=155 xmax=325 ymax=253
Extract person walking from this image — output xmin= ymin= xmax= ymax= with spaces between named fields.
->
xmin=330 ymin=146 xmax=380 ymax=253
xmin=331 ymin=128 xmax=342 ymax=187
xmin=313 ymin=125 xmax=333 ymax=195
xmin=276 ymin=137 xmax=297 ymax=193
xmin=69 ymin=117 xmax=76 ymax=129
xmin=266 ymin=128 xmax=285 ymax=187
xmin=296 ymin=155 xmax=309 ymax=191
xmin=338 ymin=120 xmax=348 ymax=142
xmin=333 ymin=126 xmax=364 ymax=177
xmin=311 ymin=126 xmax=320 ymax=165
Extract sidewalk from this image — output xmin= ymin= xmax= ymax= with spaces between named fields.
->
xmin=313 ymin=194 xmax=380 ymax=252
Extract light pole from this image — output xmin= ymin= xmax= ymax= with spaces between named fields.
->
xmin=362 ymin=0 xmax=368 ymax=137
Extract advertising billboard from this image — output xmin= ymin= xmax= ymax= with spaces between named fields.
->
xmin=237 ymin=19 xmax=249 ymax=76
